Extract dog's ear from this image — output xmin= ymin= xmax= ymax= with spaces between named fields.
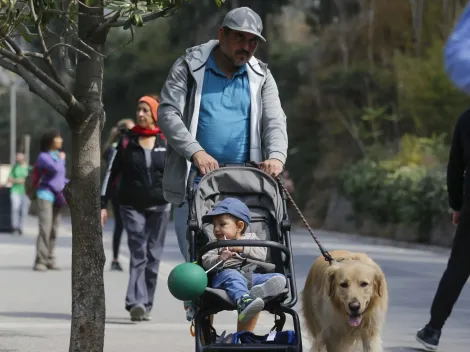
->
xmin=327 ymin=266 xmax=338 ymax=297
xmin=374 ymin=270 xmax=386 ymax=297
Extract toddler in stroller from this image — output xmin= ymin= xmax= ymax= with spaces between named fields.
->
xmin=186 ymin=164 xmax=303 ymax=352
xmin=201 ymin=197 xmax=287 ymax=325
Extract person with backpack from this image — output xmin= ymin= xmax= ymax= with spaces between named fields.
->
xmin=157 ymin=6 xmax=288 ymax=328
xmin=33 ymin=130 xmax=68 ymax=272
xmin=100 ymin=94 xmax=170 ymax=322
xmin=7 ymin=152 xmax=31 ymax=235
xmin=101 ymin=118 xmax=135 ymax=271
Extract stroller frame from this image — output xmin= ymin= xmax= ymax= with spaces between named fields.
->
xmin=186 ymin=163 xmax=303 ymax=352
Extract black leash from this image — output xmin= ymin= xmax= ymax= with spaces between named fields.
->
xmin=247 ymin=162 xmax=334 ymax=263
xmin=275 ymin=173 xmax=334 ymax=265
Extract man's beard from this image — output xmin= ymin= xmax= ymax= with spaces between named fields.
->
xmin=222 ymin=49 xmax=249 ymax=67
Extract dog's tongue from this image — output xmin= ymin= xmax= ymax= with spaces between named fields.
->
xmin=348 ymin=315 xmax=362 ymax=327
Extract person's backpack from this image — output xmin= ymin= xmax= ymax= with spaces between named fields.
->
xmin=25 ymin=164 xmax=43 ymax=200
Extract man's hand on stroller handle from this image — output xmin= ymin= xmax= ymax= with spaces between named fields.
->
xmin=191 ymin=151 xmax=283 ymax=177
xmin=259 ymin=158 xmax=283 ymax=177
xmin=192 ymin=150 xmax=219 ymax=175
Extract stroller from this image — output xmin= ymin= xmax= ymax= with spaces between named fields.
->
xmin=186 ymin=163 xmax=303 ymax=352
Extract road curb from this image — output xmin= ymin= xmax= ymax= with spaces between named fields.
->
xmin=291 ymin=225 xmax=452 ymax=255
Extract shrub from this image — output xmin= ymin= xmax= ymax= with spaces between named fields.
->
xmin=338 ymin=158 xmax=449 ymax=225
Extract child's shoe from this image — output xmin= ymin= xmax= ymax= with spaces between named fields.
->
xmin=237 ymin=294 xmax=264 ymax=324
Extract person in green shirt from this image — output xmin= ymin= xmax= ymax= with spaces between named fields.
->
xmin=8 ymin=153 xmax=31 ymax=235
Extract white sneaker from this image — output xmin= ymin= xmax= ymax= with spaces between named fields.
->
xmin=250 ymin=275 xmax=287 ymax=299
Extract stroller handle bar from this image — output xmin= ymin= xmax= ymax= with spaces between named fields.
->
xmin=198 ymin=240 xmax=290 ymax=263
xmin=186 ymin=162 xmax=278 ymax=199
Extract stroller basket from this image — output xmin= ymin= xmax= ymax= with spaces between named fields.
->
xmin=186 ymin=164 xmax=303 ymax=352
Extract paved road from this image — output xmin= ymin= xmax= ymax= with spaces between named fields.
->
xmin=0 ymin=216 xmax=469 ymax=351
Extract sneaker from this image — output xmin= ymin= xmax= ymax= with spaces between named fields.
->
xmin=111 ymin=261 xmax=123 ymax=271
xmin=250 ymin=275 xmax=287 ymax=299
xmin=237 ymin=294 xmax=264 ymax=324
xmin=143 ymin=312 xmax=152 ymax=321
xmin=130 ymin=304 xmax=146 ymax=322
xmin=416 ymin=324 xmax=441 ymax=351
xmin=33 ymin=263 xmax=48 ymax=272
xmin=184 ymin=301 xmax=196 ymax=322
xmin=47 ymin=263 xmax=61 ymax=270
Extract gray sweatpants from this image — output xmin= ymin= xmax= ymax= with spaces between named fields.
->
xmin=35 ymin=198 xmax=61 ymax=266
xmin=120 ymin=205 xmax=170 ymax=312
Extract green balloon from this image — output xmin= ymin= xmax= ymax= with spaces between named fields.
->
xmin=167 ymin=262 xmax=208 ymax=301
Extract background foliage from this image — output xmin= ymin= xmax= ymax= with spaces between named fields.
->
xmin=2 ymin=0 xmax=470 ymax=229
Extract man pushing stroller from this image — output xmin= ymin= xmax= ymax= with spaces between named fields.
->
xmin=202 ymin=198 xmax=287 ymax=325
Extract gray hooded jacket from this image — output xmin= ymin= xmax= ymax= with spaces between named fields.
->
xmin=157 ymin=40 xmax=288 ymax=205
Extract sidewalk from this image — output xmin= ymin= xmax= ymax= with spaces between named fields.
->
xmin=0 ymin=215 xmax=289 ymax=352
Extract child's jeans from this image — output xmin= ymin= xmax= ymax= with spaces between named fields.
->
xmin=212 ymin=269 xmax=283 ymax=303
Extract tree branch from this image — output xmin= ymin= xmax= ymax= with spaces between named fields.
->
xmin=23 ymin=51 xmax=46 ymax=59
xmin=106 ymin=26 xmax=134 ymax=57
xmin=4 ymin=37 xmax=22 ymax=54
xmin=29 ymin=0 xmax=64 ymax=85
xmin=0 ymin=45 xmax=76 ymax=108
xmin=19 ymin=24 xmax=39 ymax=38
xmin=0 ymin=57 xmax=16 ymax=73
xmin=0 ymin=58 xmax=69 ymax=116
xmin=95 ymin=5 xmax=176 ymax=34
xmin=47 ymin=43 xmax=91 ymax=59
xmin=92 ymin=10 xmax=121 ymax=35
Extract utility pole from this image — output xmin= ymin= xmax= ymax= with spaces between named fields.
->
xmin=9 ymin=82 xmax=17 ymax=166
xmin=24 ymin=134 xmax=31 ymax=166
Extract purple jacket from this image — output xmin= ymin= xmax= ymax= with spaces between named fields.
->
xmin=36 ymin=152 xmax=69 ymax=194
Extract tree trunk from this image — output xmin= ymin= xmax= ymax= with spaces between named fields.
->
xmin=65 ymin=3 xmax=107 ymax=352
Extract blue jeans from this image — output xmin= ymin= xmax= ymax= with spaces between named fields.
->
xmin=10 ymin=192 xmax=27 ymax=231
xmin=212 ymin=269 xmax=282 ymax=303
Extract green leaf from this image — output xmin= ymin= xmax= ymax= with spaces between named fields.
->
xmin=18 ymin=26 xmax=32 ymax=43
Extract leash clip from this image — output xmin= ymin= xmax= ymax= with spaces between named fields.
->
xmin=190 ymin=320 xmax=196 ymax=337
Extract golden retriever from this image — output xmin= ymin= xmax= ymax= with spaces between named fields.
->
xmin=302 ymin=250 xmax=388 ymax=352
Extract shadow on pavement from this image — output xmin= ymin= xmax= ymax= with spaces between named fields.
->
xmin=0 ymin=311 xmax=139 ymax=326
xmin=0 ymin=312 xmax=71 ymax=320
xmin=105 ymin=319 xmax=137 ymax=325
xmin=0 ymin=265 xmax=34 ymax=271
xmin=0 ymin=265 xmax=71 ymax=271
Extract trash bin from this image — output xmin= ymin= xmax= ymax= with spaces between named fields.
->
xmin=0 ymin=187 xmax=13 ymax=233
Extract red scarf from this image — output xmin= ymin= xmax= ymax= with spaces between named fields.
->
xmin=131 ymin=125 xmax=165 ymax=139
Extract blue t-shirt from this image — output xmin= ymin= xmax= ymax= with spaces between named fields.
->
xmin=194 ymin=52 xmax=251 ymax=173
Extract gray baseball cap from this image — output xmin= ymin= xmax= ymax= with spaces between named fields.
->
xmin=221 ymin=7 xmax=266 ymax=42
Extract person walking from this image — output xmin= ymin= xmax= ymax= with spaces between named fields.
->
xmin=7 ymin=152 xmax=31 ymax=235
xmin=33 ymin=130 xmax=68 ymax=272
xmin=102 ymin=118 xmax=135 ymax=271
xmin=101 ymin=95 xmax=170 ymax=322
xmin=157 ymin=6 xmax=288 ymax=327
xmin=416 ymin=4 xmax=470 ymax=349
xmin=415 ymin=107 xmax=470 ymax=351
